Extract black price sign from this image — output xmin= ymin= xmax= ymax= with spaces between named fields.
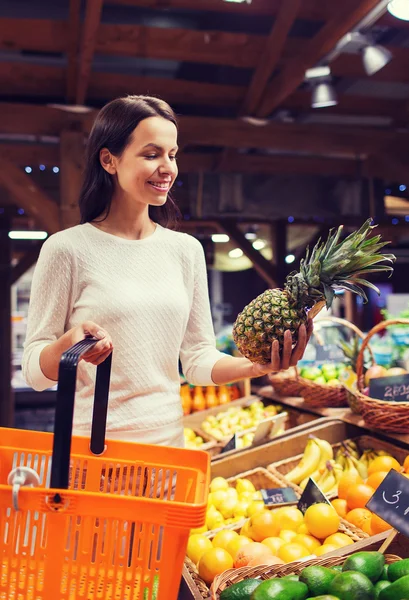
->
xmin=220 ymin=434 xmax=237 ymax=454
xmin=366 ymin=469 xmax=409 ymax=535
xmin=297 ymin=478 xmax=330 ymax=514
xmin=369 ymin=374 xmax=409 ymax=402
xmin=260 ymin=487 xmax=298 ymax=507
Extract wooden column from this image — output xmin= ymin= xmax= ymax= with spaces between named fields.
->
xmin=60 ymin=129 xmax=84 ymax=229
xmin=0 ymin=214 xmax=13 ymax=426
xmin=271 ymin=220 xmax=287 ymax=288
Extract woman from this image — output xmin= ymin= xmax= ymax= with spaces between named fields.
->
xmin=23 ymin=95 xmax=311 ymax=448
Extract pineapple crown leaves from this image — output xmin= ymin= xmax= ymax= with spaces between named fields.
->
xmin=286 ymin=219 xmax=396 ymax=309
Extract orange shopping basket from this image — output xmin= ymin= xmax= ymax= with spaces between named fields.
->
xmin=0 ymin=338 xmax=210 ymax=600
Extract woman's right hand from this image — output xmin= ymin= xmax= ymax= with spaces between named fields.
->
xmin=70 ymin=321 xmax=113 ymax=365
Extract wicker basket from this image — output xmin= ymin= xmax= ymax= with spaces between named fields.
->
xmin=184 ymin=468 xmax=368 ymax=599
xmin=268 ymin=434 xmax=409 ymax=498
xmin=353 ymin=318 xmax=409 ymax=433
xmin=268 ymin=367 xmax=304 ymax=397
xmin=210 ymin=552 xmax=401 ymax=599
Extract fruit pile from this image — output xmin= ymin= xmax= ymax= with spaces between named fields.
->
xmin=184 ymin=427 xmax=206 ymax=449
xmin=188 ymin=474 xmax=356 ymax=585
xmin=201 ymin=401 xmax=282 ymax=444
xmin=299 ymin=363 xmax=345 ymax=386
xmin=218 ymin=552 xmax=408 ymax=600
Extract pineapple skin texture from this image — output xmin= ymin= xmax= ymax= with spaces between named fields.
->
xmin=232 ymin=288 xmax=308 ymax=364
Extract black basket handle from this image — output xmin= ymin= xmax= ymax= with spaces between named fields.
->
xmin=50 ymin=337 xmax=112 ymax=489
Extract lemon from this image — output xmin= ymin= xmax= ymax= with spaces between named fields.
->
xmin=210 ymin=477 xmax=229 ymax=493
xmin=190 ymin=525 xmax=207 ymax=535
xmin=324 ymin=533 xmax=353 ymax=548
xmin=186 ymin=534 xmax=213 ymax=564
xmin=226 ymin=535 xmax=252 ymax=560
xmin=297 ymin=523 xmax=310 ymax=535
xmin=225 ymin=488 xmax=239 ymax=502
xmin=184 ymin=428 xmax=196 ymax=442
xmin=212 ymin=490 xmax=228 ymax=510
xmin=314 ymin=543 xmax=338 ymax=557
xmin=234 ymin=500 xmax=250 ymax=518
xmin=206 ymin=508 xmax=224 ymax=531
xmin=247 ymin=501 xmax=266 ymax=517
xmin=253 ymin=491 xmax=263 ymax=500
xmin=240 ymin=520 xmax=252 ymax=537
xmin=279 ymin=529 xmax=297 ymax=543
xmin=198 ymin=548 xmax=233 ymax=585
xmin=239 ymin=491 xmax=256 ymax=502
xmin=292 ymin=533 xmax=321 ymax=553
xmin=261 ymin=537 xmax=284 ymax=556
xmin=236 ymin=478 xmax=256 ymax=495
xmin=212 ymin=529 xmax=239 ymax=551
xmin=275 ymin=507 xmax=304 ymax=531
xmin=218 ymin=497 xmax=238 ymax=519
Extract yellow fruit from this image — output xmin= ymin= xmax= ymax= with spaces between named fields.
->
xmin=225 ymin=488 xmax=239 ymax=502
xmin=206 ymin=509 xmax=224 ymax=531
xmin=226 ymin=535 xmax=252 ymax=561
xmin=279 ymin=529 xmax=297 ymax=543
xmin=187 ymin=534 xmax=213 ymax=564
xmin=261 ymin=537 xmax=285 ymax=556
xmin=240 ymin=520 xmax=252 ymax=537
xmin=247 ymin=501 xmax=266 ymax=517
xmin=212 ymin=530 xmax=239 ymax=551
xmin=218 ymin=497 xmax=238 ymax=519
xmin=292 ymin=534 xmax=321 ymax=553
xmin=234 ymin=500 xmax=250 ymax=518
xmin=314 ymin=544 xmax=339 ymax=557
xmin=239 ymin=491 xmax=256 ymax=502
xmin=324 ymin=533 xmax=353 ymax=548
xmin=198 ymin=547 xmax=233 ymax=584
xmin=236 ymin=478 xmax=256 ymax=495
xmin=248 ymin=511 xmax=279 ymax=542
xmin=212 ymin=490 xmax=228 ymax=510
xmin=234 ymin=542 xmax=273 ymax=568
xmin=304 ymin=504 xmax=340 ymax=540
xmin=210 ymin=477 xmax=229 ymax=493
xmin=278 ymin=542 xmax=310 ymax=563
xmin=190 ymin=525 xmax=207 ymax=535
xmin=331 ymin=498 xmax=348 ymax=518
xmin=297 ymin=523 xmax=310 ymax=535
xmin=367 ymin=456 xmax=401 ymax=476
xmin=275 ymin=507 xmax=304 ymax=531
xmin=253 ymin=491 xmax=263 ymax=500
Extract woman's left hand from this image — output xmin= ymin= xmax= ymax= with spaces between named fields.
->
xmin=250 ymin=319 xmax=313 ymax=377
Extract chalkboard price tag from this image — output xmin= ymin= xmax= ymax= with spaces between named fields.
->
xmin=366 ymin=469 xmax=409 ymax=535
xmin=297 ymin=478 xmax=330 ymax=514
xmin=369 ymin=374 xmax=409 ymax=403
xmin=220 ymin=434 xmax=237 ymax=454
xmin=260 ymin=487 xmax=298 ymax=506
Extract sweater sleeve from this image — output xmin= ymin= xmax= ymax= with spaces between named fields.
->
xmin=22 ymin=233 xmax=77 ymax=391
xmin=179 ymin=237 xmax=227 ymax=385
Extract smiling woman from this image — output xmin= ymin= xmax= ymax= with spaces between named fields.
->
xmin=22 ymin=94 xmax=311 ymax=449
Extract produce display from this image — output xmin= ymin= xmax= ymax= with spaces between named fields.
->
xmin=181 ymin=384 xmax=241 ymax=415
xmin=200 ymin=400 xmax=282 ymax=444
xmin=218 ymin=552 xmax=406 ymax=600
xmin=184 ymin=427 xmax=206 ymax=449
xmin=187 ymin=473 xmax=360 ymax=585
xmin=233 ymin=219 xmax=395 ymax=364
xmin=298 ymin=363 xmax=346 ymax=386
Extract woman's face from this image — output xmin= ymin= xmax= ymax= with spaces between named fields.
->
xmin=102 ymin=116 xmax=179 ymax=208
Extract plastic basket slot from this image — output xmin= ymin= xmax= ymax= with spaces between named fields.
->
xmin=69 ymin=458 xmax=89 ymax=491
xmin=10 ymin=450 xmax=51 ymax=488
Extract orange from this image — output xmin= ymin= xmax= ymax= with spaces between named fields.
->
xmin=275 ymin=507 xmax=304 ymax=531
xmin=324 ymin=533 xmax=353 ymax=548
xmin=198 ymin=547 xmax=233 ymax=584
xmin=279 ymin=529 xmax=298 ymax=543
xmin=345 ymin=507 xmax=372 ymax=531
xmin=212 ymin=530 xmax=239 ymax=551
xmin=297 ymin=523 xmax=310 ymax=535
xmin=248 ymin=511 xmax=279 ymax=542
xmin=404 ymin=455 xmax=409 ymax=473
xmin=366 ymin=471 xmax=389 ymax=490
xmin=338 ymin=472 xmax=363 ymax=500
xmin=331 ymin=498 xmax=348 ymax=518
xmin=226 ymin=535 xmax=252 ymax=561
xmin=304 ymin=503 xmax=340 ymax=539
xmin=186 ymin=534 xmax=213 ymax=564
xmin=278 ymin=542 xmax=310 ymax=563
xmin=371 ymin=513 xmax=393 ymax=535
xmin=292 ymin=534 xmax=321 ymax=553
xmin=367 ymin=456 xmax=401 ymax=476
xmin=234 ymin=542 xmax=273 ymax=568
xmin=345 ymin=483 xmax=375 ymax=511
xmin=261 ymin=537 xmax=285 ymax=556
xmin=315 ymin=544 xmax=339 ymax=557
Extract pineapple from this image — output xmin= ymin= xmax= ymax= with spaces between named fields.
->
xmin=232 ymin=219 xmax=395 ymax=364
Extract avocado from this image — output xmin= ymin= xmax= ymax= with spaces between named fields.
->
xmin=220 ymin=579 xmax=261 ymax=600
xmin=388 ymin=559 xmax=409 ymax=582
xmin=300 ymin=566 xmax=338 ymax=596
xmin=379 ymin=574 xmax=409 ymax=600
xmin=342 ymin=552 xmax=385 ymax=583
xmin=306 ymin=597 xmax=341 ymax=600
xmin=329 ymin=571 xmax=375 ymax=600
xmin=251 ymin=579 xmax=309 ymax=600
xmin=379 ymin=565 xmax=389 ymax=581
xmin=374 ymin=580 xmax=391 ymax=599
xmin=281 ymin=575 xmax=300 ymax=582
xmin=332 ymin=565 xmax=343 ymax=572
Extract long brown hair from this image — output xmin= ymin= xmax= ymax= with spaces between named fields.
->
xmin=79 ymin=95 xmax=181 ymax=228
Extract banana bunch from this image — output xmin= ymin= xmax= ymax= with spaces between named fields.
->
xmin=285 ymin=436 xmax=333 ymax=485
xmin=302 ymin=460 xmax=344 ymax=496
xmin=359 ymin=448 xmax=392 ymax=471
xmin=335 ymin=440 xmax=360 ymax=467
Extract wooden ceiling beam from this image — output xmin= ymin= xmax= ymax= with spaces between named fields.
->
xmin=75 ymin=0 xmax=104 ymax=105
xmin=66 ymin=0 xmax=82 ymax=103
xmin=0 ymin=160 xmax=60 ymax=233
xmin=330 ymin=48 xmax=409 ymax=84
xmin=257 ymin=0 xmax=383 ymax=117
xmin=241 ymin=0 xmax=303 ymax=116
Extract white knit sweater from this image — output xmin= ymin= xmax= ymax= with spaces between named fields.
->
xmin=22 ymin=223 xmax=226 ymax=446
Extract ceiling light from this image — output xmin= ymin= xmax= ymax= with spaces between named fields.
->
xmin=285 ymin=254 xmax=296 ymax=264
xmin=388 ymin=0 xmax=409 ymax=20
xmin=362 ymin=44 xmax=392 ymax=75
xmin=305 ymin=66 xmax=331 ymax=79
xmin=311 ymin=82 xmax=338 ymax=108
xmin=252 ymin=239 xmax=266 ymax=250
xmin=212 ymin=234 xmax=229 ymax=243
xmin=9 ymin=231 xmax=48 ymax=240
xmin=245 ymin=232 xmax=257 ymax=240
xmin=229 ymin=248 xmax=244 ymax=258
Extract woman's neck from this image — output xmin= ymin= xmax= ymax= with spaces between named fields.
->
xmin=93 ymin=203 xmax=155 ymax=241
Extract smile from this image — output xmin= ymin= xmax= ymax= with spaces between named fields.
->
xmin=147 ymin=181 xmax=171 ymax=192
